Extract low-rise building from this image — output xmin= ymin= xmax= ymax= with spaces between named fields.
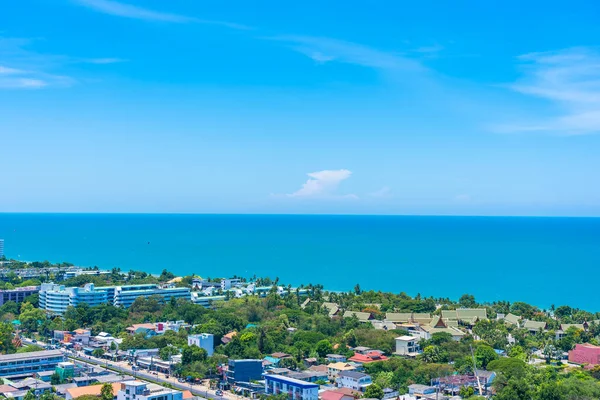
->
xmin=0 ymin=286 xmax=40 ymax=306
xmin=336 ymin=371 xmax=372 ymax=392
xmin=569 ymin=343 xmax=600 ymax=365
xmin=226 ymin=359 xmax=263 ymax=384
xmin=187 ymin=333 xmax=214 ymax=356
xmin=326 ymin=354 xmax=347 ymax=363
xmin=348 ymin=352 xmax=388 ymax=364
xmin=66 ymin=382 xmax=122 ymax=400
xmin=408 ymin=384 xmax=436 ymax=396
xmin=116 ymin=381 xmax=183 ymax=400
xmin=327 ymin=362 xmax=357 ymax=381
xmin=395 ymin=336 xmax=420 ymax=357
xmin=0 ymin=350 xmax=65 ymax=377
xmin=264 ymin=374 xmax=318 ymax=400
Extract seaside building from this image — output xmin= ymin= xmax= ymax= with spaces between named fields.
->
xmin=264 ymin=374 xmax=319 ymax=400
xmin=39 ymin=282 xmax=191 ymax=315
xmin=0 ymin=350 xmax=66 ymax=377
xmin=187 ymin=333 xmax=214 ymax=356
xmin=0 ymin=239 xmax=4 ymax=258
xmin=395 ymin=336 xmax=420 ymax=357
xmin=0 ymin=286 xmax=40 ymax=306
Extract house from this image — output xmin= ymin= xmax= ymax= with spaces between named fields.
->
xmin=441 ymin=309 xmax=488 ymax=326
xmin=327 ymin=354 xmax=347 ymax=363
xmin=322 ymin=302 xmax=341 ymax=317
xmin=385 ymin=313 xmax=412 ymax=324
xmin=10 ymin=379 xmax=52 ymax=396
xmin=301 ymin=298 xmax=311 ymax=309
xmin=221 ymin=331 xmax=237 ymax=344
xmin=351 ymin=346 xmax=372 ymax=355
xmin=287 ymin=370 xmax=328 ymax=383
xmin=65 ymin=382 xmax=121 ymax=400
xmin=327 ymin=362 xmax=357 ymax=380
xmin=371 ymin=320 xmax=397 ymax=331
xmin=308 ymin=364 xmax=327 ymax=374
xmin=348 ymin=351 xmax=388 ymax=364
xmin=412 ymin=313 xmax=433 ymax=325
xmin=408 ymin=384 xmax=436 ymax=396
xmin=556 ymin=324 xmax=586 ymax=340
xmin=342 ymin=311 xmax=373 ymax=323
xmin=271 ymin=352 xmax=293 ymax=360
xmin=503 ymin=313 xmax=521 ymax=326
xmin=569 ymin=343 xmax=600 ymax=365
xmin=304 ymin=358 xmax=318 ymax=368
xmin=265 ymin=368 xmax=293 ymax=376
xmin=522 ymin=320 xmax=548 ymax=333
xmin=126 ymin=323 xmax=157 ymax=336
xmin=264 ymin=374 xmax=318 ymax=400
xmin=418 ymin=316 xmax=466 ymax=341
xmin=395 ymin=336 xmax=420 ymax=357
xmin=320 ymin=389 xmax=357 ymax=400
xmin=336 ymin=371 xmax=372 ymax=392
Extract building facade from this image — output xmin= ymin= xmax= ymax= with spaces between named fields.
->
xmin=264 ymin=374 xmax=319 ymax=400
xmin=0 ymin=239 xmax=4 ymax=258
xmin=187 ymin=333 xmax=214 ymax=356
xmin=395 ymin=336 xmax=420 ymax=356
xmin=0 ymin=350 xmax=66 ymax=377
xmin=116 ymin=381 xmax=183 ymax=400
xmin=0 ymin=286 xmax=40 ymax=306
xmin=226 ymin=360 xmax=263 ymax=384
xmin=40 ymin=282 xmax=191 ymax=315
xmin=336 ymin=371 xmax=372 ymax=392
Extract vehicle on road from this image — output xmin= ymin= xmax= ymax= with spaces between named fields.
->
xmin=215 ymin=390 xmax=223 ymax=396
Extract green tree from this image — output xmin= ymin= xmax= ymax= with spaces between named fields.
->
xmin=475 ymin=345 xmax=498 ymax=369
xmin=159 ymin=346 xmax=180 ymax=361
xmin=315 ymin=340 xmax=333 ymax=357
xmin=101 ymin=383 xmax=114 ymax=400
xmin=363 ymin=383 xmax=384 ymax=399
xmin=92 ymin=348 xmax=105 ymax=358
xmin=24 ymin=390 xmax=36 ymax=400
xmin=459 ymin=294 xmax=477 ymax=308
xmin=50 ymin=372 xmax=62 ymax=385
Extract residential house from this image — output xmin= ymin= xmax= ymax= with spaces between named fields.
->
xmin=348 ymin=351 xmax=388 ymax=364
xmin=221 ymin=331 xmax=237 ymax=344
xmin=395 ymin=336 xmax=420 ymax=357
xmin=569 ymin=343 xmax=600 ymax=365
xmin=522 ymin=320 xmax=548 ymax=334
xmin=371 ymin=320 xmax=397 ymax=331
xmin=303 ymin=358 xmax=318 ymax=368
xmin=327 ymin=354 xmax=347 ymax=363
xmin=10 ymin=378 xmax=52 ymax=396
xmin=126 ymin=323 xmax=157 ymax=337
xmin=327 ymin=362 xmax=357 ymax=381
xmin=556 ymin=324 xmax=586 ymax=340
xmin=271 ymin=352 xmax=293 ymax=360
xmin=351 ymin=346 xmax=372 ymax=355
xmin=503 ymin=313 xmax=521 ymax=326
xmin=441 ymin=309 xmax=488 ymax=326
xmin=287 ymin=370 xmax=328 ymax=383
xmin=264 ymin=374 xmax=318 ymax=400
xmin=322 ymin=302 xmax=341 ymax=317
xmin=65 ymin=382 xmax=121 ymax=400
xmin=417 ymin=316 xmax=465 ymax=341
xmin=342 ymin=311 xmax=373 ymax=323
xmin=408 ymin=384 xmax=436 ymax=396
xmin=300 ymin=298 xmax=311 ymax=310
xmin=320 ymin=390 xmax=357 ymax=400
xmin=336 ymin=371 xmax=372 ymax=392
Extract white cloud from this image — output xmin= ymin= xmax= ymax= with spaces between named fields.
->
xmin=287 ymin=169 xmax=355 ymax=198
xmin=0 ymin=65 xmax=26 ymax=74
xmin=85 ymin=57 xmax=127 ymax=64
xmin=368 ymin=187 xmax=392 ymax=198
xmin=504 ymin=47 xmax=600 ymax=135
xmin=74 ymin=0 xmax=249 ymax=29
xmin=269 ymin=35 xmax=425 ymax=72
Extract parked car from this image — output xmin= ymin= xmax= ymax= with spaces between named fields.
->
xmin=215 ymin=390 xmax=223 ymax=396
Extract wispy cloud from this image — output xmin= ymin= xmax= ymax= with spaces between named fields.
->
xmin=73 ymin=0 xmax=249 ymax=30
xmin=368 ymin=187 xmax=392 ymax=198
xmin=501 ymin=47 xmax=600 ymax=135
xmin=85 ymin=57 xmax=127 ymax=64
xmin=287 ymin=169 xmax=356 ymax=199
xmin=269 ymin=35 xmax=425 ymax=72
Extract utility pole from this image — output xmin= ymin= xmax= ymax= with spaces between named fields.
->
xmin=469 ymin=345 xmax=483 ymax=396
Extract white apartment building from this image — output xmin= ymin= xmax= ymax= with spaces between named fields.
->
xmin=117 ymin=381 xmax=183 ymax=400
xmin=395 ymin=335 xmax=420 ymax=356
xmin=187 ymin=333 xmax=214 ymax=356
xmin=336 ymin=371 xmax=372 ymax=392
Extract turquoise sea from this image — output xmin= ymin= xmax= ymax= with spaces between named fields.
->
xmin=0 ymin=213 xmax=599 ymax=311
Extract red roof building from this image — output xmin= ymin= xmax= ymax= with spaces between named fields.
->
xmin=348 ymin=351 xmax=388 ymax=364
xmin=569 ymin=343 xmax=600 ymax=365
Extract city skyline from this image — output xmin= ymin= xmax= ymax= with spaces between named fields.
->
xmin=1 ymin=1 xmax=600 ymax=216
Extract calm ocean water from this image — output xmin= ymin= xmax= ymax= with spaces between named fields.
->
xmin=0 ymin=213 xmax=599 ymax=311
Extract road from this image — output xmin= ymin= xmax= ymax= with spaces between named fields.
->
xmin=68 ymin=353 xmax=228 ymax=400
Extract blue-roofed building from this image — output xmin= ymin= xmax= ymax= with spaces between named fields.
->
xmin=264 ymin=374 xmax=318 ymax=400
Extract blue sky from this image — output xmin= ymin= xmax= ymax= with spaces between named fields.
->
xmin=1 ymin=0 xmax=600 ymax=215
